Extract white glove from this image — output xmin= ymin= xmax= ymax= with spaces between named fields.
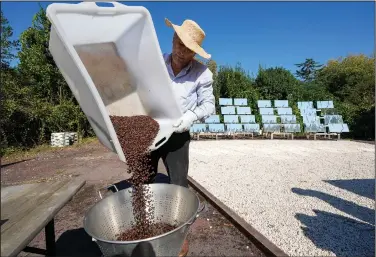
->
xmin=173 ymin=110 xmax=197 ymax=133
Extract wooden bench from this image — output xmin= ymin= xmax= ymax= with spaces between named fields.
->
xmin=1 ymin=178 xmax=86 ymax=257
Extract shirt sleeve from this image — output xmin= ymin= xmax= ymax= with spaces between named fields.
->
xmin=162 ymin=53 xmax=170 ymax=62
xmin=192 ymin=71 xmax=216 ymax=121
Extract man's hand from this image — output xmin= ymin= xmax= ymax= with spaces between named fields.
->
xmin=173 ymin=110 xmax=197 ymax=133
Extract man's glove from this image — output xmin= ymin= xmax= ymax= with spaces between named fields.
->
xmin=173 ymin=110 xmax=197 ymax=133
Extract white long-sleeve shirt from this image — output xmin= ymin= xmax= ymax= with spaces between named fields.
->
xmin=163 ymin=53 xmax=215 ymax=121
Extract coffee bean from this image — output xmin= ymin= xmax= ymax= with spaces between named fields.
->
xmin=110 ymin=115 xmax=177 ymax=241
xmin=116 ymin=223 xmax=177 ymax=241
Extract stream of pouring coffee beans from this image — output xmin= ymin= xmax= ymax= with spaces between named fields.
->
xmin=110 ymin=115 xmax=177 ymax=241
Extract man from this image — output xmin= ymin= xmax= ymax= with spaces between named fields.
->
xmin=149 ymin=18 xmax=215 ymax=256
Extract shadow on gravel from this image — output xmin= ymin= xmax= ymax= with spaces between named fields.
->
xmin=56 ymin=227 xmax=102 ymax=256
xmin=295 ymin=209 xmax=375 ymax=257
xmin=324 ymin=179 xmax=375 ymax=200
xmin=291 ymin=188 xmax=375 ymax=225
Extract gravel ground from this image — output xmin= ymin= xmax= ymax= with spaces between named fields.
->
xmin=188 ymin=139 xmax=375 ymax=257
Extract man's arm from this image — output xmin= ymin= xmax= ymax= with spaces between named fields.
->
xmin=173 ymin=69 xmax=216 ymax=133
xmin=192 ymin=72 xmax=216 ymax=121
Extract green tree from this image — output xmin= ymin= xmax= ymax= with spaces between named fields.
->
xmin=0 ymin=11 xmax=22 ymax=155
xmin=317 ymin=54 xmax=375 ymax=139
xmin=18 ymin=6 xmax=71 ymax=104
xmin=1 ymin=11 xmax=19 ymax=69
xmin=317 ymin=55 xmax=374 ymax=104
xmin=255 ymin=67 xmax=300 ymax=100
xmin=206 ymin=59 xmax=220 ymax=112
xmin=215 ymin=63 xmax=259 ymax=116
xmin=295 ymin=58 xmax=323 ymax=82
xmin=6 ymin=6 xmax=94 ymax=149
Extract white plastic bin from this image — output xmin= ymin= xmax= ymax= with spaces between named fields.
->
xmin=46 ymin=2 xmax=182 ymax=163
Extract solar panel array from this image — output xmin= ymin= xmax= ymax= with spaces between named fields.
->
xmin=190 ymin=98 xmax=350 ymax=137
xmin=318 ymin=101 xmax=349 ymax=133
xmin=299 ymin=100 xmax=349 ymax=133
xmin=258 ymin=100 xmax=301 ymax=133
xmin=298 ymin=101 xmax=325 ymax=133
xmin=190 ymin=98 xmax=260 ymax=134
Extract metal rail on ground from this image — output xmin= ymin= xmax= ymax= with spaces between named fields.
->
xmin=187 ymin=176 xmax=288 ymax=257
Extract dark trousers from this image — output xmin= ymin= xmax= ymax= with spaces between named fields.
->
xmin=149 ymin=131 xmax=191 ymax=188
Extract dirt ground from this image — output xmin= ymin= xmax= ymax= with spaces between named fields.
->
xmin=1 ymin=141 xmax=265 ymax=257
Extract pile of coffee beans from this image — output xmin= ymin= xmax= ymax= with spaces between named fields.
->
xmin=117 ymin=223 xmax=177 ymax=241
xmin=110 ymin=115 xmax=177 ymax=241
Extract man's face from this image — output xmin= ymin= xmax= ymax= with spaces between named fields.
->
xmin=171 ymin=33 xmax=195 ymax=68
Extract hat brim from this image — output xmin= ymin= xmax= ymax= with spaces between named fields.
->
xmin=165 ymin=18 xmax=211 ymax=60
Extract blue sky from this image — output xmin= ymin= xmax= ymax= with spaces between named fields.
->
xmin=2 ymin=1 xmax=374 ymax=76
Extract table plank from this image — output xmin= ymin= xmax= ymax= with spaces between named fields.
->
xmin=1 ymin=180 xmax=67 ymax=230
xmin=1 ymin=178 xmax=85 ymax=257
xmin=1 ymin=184 xmax=39 ymax=203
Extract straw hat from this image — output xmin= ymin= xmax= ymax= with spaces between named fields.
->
xmin=165 ymin=18 xmax=211 ymax=59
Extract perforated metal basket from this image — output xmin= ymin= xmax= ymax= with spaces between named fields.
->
xmin=84 ymin=184 xmax=204 ymax=257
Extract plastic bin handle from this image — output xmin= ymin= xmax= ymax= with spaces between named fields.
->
xmin=78 ymin=1 xmax=128 ymax=15
xmin=78 ymin=1 xmax=127 ymax=9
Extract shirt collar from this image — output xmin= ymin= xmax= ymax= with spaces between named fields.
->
xmin=166 ymin=53 xmax=193 ymax=78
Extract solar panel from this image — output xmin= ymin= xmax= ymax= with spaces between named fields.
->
xmin=274 ymin=100 xmax=289 ymax=108
xmin=226 ymin=124 xmax=243 ymax=132
xmin=284 ymin=124 xmax=301 ymax=133
xmin=263 ymin=124 xmax=281 ymax=133
xmin=328 ymin=124 xmax=342 ymax=133
xmin=259 ymin=108 xmax=274 ymax=115
xmin=239 ymin=115 xmax=256 ymax=123
xmin=324 ymin=115 xmax=344 ymax=125
xmin=208 ymin=124 xmax=225 ymax=133
xmin=317 ymin=101 xmax=334 ymax=109
xmin=280 ymin=115 xmax=296 ymax=124
xmin=224 ymin=115 xmax=239 ymax=123
xmin=298 ymin=101 xmax=314 ymax=110
xmin=234 ymin=98 xmax=248 ymax=106
xmin=190 ymin=124 xmax=207 ymax=133
xmin=328 ymin=124 xmax=349 ymax=133
xmin=221 ymin=106 xmax=236 ymax=115
xmin=316 ymin=101 xmax=325 ymax=109
xmin=300 ymin=108 xmax=317 ymax=116
xmin=277 ymin=108 xmax=292 ymax=115
xmin=258 ymin=100 xmax=272 ymax=108
xmin=262 ymin=115 xmax=277 ymax=124
xmin=243 ymin=124 xmax=260 ymax=132
xmin=304 ymin=123 xmax=326 ymax=133
xmin=236 ymin=106 xmax=251 ymax=115
xmin=205 ymin=115 xmax=220 ymax=123
xmin=302 ymin=115 xmax=320 ymax=124
xmin=219 ymin=98 xmax=233 ymax=106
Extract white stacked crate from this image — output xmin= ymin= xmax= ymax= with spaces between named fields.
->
xmin=67 ymin=132 xmax=78 ymax=144
xmin=51 ymin=132 xmax=67 ymax=147
xmin=51 ymin=132 xmax=78 ymax=147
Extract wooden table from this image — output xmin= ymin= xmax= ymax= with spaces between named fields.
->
xmin=1 ymin=178 xmax=85 ymax=257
